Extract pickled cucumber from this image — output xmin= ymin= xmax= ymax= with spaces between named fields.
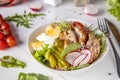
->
xmin=54 ymin=39 xmax=64 ymax=48
xmin=53 ymin=53 xmax=69 ymax=67
xmin=45 ymin=50 xmax=51 ymax=60
xmin=49 ymin=54 xmax=57 ymax=68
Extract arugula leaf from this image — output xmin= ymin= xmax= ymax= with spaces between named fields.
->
xmin=0 ymin=56 xmax=26 ymax=68
xmin=5 ymin=11 xmax=46 ymax=28
xmin=18 ymin=72 xmax=49 ymax=80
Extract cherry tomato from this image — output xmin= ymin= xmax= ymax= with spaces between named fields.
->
xmin=0 ymin=32 xmax=4 ymax=40
xmin=0 ymin=40 xmax=8 ymax=50
xmin=6 ymin=35 xmax=16 ymax=47
xmin=0 ymin=14 xmax=3 ymax=19
xmin=0 ymin=19 xmax=4 ymax=25
xmin=3 ymin=29 xmax=12 ymax=36
xmin=72 ymin=22 xmax=85 ymax=29
xmin=1 ymin=22 xmax=10 ymax=30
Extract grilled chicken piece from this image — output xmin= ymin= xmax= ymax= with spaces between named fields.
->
xmin=59 ymin=31 xmax=68 ymax=40
xmin=90 ymin=38 xmax=101 ymax=61
xmin=86 ymin=32 xmax=95 ymax=48
xmin=59 ymin=30 xmax=77 ymax=43
xmin=64 ymin=40 xmax=71 ymax=48
xmin=74 ymin=27 xmax=88 ymax=45
xmin=67 ymin=30 xmax=77 ymax=43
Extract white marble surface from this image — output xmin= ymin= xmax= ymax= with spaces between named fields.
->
xmin=0 ymin=0 xmax=120 ymax=80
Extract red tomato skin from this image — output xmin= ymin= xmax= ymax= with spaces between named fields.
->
xmin=0 ymin=40 xmax=8 ymax=50
xmin=0 ymin=32 xmax=4 ymax=40
xmin=1 ymin=22 xmax=10 ymax=30
xmin=3 ymin=29 xmax=12 ymax=36
xmin=72 ymin=22 xmax=85 ymax=29
xmin=0 ymin=14 xmax=3 ymax=19
xmin=0 ymin=19 xmax=6 ymax=25
xmin=6 ymin=36 xmax=16 ymax=47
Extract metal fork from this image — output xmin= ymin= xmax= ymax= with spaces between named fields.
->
xmin=97 ymin=18 xmax=120 ymax=78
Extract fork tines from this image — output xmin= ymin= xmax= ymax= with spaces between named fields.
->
xmin=97 ymin=18 xmax=109 ymax=33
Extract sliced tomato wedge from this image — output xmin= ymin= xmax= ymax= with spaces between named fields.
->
xmin=72 ymin=21 xmax=85 ymax=29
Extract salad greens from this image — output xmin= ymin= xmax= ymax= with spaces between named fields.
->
xmin=32 ymin=21 xmax=107 ymax=71
xmin=107 ymin=0 xmax=120 ymax=20
xmin=0 ymin=56 xmax=26 ymax=68
xmin=5 ymin=11 xmax=45 ymax=28
xmin=18 ymin=72 xmax=49 ymax=80
xmin=98 ymin=33 xmax=107 ymax=53
xmin=33 ymin=44 xmax=50 ymax=66
xmin=33 ymin=41 xmax=70 ymax=69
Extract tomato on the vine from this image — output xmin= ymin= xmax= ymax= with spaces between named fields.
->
xmin=0 ymin=18 xmax=5 ymax=24
xmin=1 ymin=22 xmax=10 ymax=30
xmin=0 ymin=14 xmax=3 ymax=19
xmin=0 ymin=40 xmax=8 ymax=50
xmin=6 ymin=35 xmax=16 ymax=47
xmin=0 ymin=32 xmax=4 ymax=40
xmin=3 ymin=29 xmax=12 ymax=36
xmin=0 ymin=14 xmax=16 ymax=50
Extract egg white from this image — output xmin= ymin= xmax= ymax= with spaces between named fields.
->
xmin=36 ymin=33 xmax=56 ymax=48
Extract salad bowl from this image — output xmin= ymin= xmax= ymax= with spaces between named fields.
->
xmin=28 ymin=20 xmax=109 ymax=75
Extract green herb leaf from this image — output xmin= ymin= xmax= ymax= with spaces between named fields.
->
xmin=0 ymin=56 xmax=26 ymax=68
xmin=18 ymin=72 xmax=49 ymax=80
xmin=5 ymin=11 xmax=46 ymax=28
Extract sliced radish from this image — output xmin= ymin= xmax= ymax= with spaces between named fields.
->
xmin=29 ymin=3 xmax=42 ymax=12
xmin=79 ymin=49 xmax=93 ymax=66
xmin=84 ymin=4 xmax=98 ymax=16
xmin=73 ymin=54 xmax=88 ymax=67
xmin=65 ymin=51 xmax=81 ymax=65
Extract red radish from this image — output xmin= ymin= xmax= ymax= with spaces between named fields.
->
xmin=29 ymin=3 xmax=42 ymax=12
xmin=79 ymin=49 xmax=93 ymax=65
xmin=4 ymin=0 xmax=16 ymax=7
xmin=84 ymin=4 xmax=98 ymax=16
xmin=73 ymin=54 xmax=88 ymax=67
xmin=65 ymin=51 xmax=81 ymax=65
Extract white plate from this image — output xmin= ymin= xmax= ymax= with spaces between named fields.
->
xmin=28 ymin=20 xmax=110 ymax=75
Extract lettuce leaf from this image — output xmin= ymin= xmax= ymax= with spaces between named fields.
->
xmin=107 ymin=0 xmax=120 ymax=20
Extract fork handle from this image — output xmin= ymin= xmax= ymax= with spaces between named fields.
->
xmin=109 ymin=37 xmax=120 ymax=78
